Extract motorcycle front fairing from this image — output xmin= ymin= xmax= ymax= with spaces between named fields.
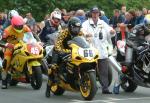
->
xmin=11 ymin=32 xmax=43 ymax=73
xmin=68 ymin=36 xmax=99 ymax=72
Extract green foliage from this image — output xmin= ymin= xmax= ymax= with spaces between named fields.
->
xmin=0 ymin=0 xmax=150 ymax=21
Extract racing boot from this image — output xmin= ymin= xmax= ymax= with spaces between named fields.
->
xmin=48 ymin=63 xmax=58 ymax=73
xmin=45 ymin=80 xmax=52 ymax=97
xmin=1 ymin=71 xmax=8 ymax=89
xmin=1 ymin=79 xmax=7 ymax=89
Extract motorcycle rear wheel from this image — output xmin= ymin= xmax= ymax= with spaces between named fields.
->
xmin=80 ymin=71 xmax=97 ymax=100
xmin=31 ymin=66 xmax=42 ymax=90
xmin=121 ymin=76 xmax=138 ymax=92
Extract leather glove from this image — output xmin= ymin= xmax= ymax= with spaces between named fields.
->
xmin=62 ymin=52 xmax=71 ymax=61
xmin=5 ymin=43 xmax=14 ymax=49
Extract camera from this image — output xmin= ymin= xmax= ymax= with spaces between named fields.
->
xmin=99 ymin=32 xmax=103 ymax=39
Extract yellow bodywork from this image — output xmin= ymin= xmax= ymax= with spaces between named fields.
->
xmin=54 ymin=42 xmax=99 ymax=91
xmin=70 ymin=43 xmax=99 ymax=66
xmin=10 ymin=40 xmax=43 ymax=75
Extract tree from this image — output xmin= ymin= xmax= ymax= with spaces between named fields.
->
xmin=0 ymin=0 xmax=149 ymax=21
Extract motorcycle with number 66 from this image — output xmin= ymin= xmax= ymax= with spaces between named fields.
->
xmin=45 ymin=36 xmax=99 ymax=100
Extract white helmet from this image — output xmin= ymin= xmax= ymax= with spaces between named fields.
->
xmin=8 ymin=10 xmax=19 ymax=20
xmin=50 ymin=11 xmax=61 ymax=20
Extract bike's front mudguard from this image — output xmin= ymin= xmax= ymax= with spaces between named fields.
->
xmin=28 ymin=60 xmax=41 ymax=75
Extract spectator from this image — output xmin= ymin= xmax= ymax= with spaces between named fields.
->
xmin=148 ymin=10 xmax=150 ymax=14
xmin=100 ymin=10 xmax=109 ymax=24
xmin=115 ymin=23 xmax=128 ymax=62
xmin=135 ymin=10 xmax=144 ymax=25
xmin=109 ymin=9 xmax=125 ymax=48
xmin=75 ymin=9 xmax=86 ymax=24
xmin=25 ymin=12 xmax=36 ymax=30
xmin=68 ymin=10 xmax=76 ymax=18
xmin=109 ymin=9 xmax=125 ymax=29
xmin=32 ymin=23 xmax=41 ymax=35
xmin=124 ymin=9 xmax=136 ymax=31
xmin=142 ymin=8 xmax=148 ymax=16
xmin=61 ymin=9 xmax=70 ymax=29
xmin=0 ymin=12 xmax=6 ymax=29
xmin=82 ymin=6 xmax=116 ymax=94
xmin=121 ymin=4 xmax=127 ymax=17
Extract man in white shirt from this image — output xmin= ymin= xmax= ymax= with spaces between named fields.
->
xmin=82 ymin=6 xmax=116 ymax=94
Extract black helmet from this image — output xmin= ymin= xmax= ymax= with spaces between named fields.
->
xmin=68 ymin=17 xmax=81 ymax=36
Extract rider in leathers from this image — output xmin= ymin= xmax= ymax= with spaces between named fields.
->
xmin=46 ymin=17 xmax=83 ymax=96
xmin=125 ymin=14 xmax=150 ymax=66
xmin=49 ymin=17 xmax=83 ymax=71
xmin=0 ymin=15 xmax=32 ymax=89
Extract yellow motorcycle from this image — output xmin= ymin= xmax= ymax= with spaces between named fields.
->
xmin=6 ymin=32 xmax=43 ymax=89
xmin=45 ymin=36 xmax=99 ymax=100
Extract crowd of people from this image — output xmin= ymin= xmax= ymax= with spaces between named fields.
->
xmin=0 ymin=5 xmax=150 ymax=95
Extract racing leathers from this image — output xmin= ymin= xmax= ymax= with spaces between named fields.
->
xmin=1 ymin=25 xmax=31 ymax=88
xmin=49 ymin=28 xmax=83 ymax=70
xmin=47 ymin=28 xmax=83 ymax=92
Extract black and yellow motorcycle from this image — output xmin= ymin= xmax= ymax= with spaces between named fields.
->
xmin=45 ymin=36 xmax=99 ymax=100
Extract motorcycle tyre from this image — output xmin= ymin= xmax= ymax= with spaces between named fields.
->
xmin=31 ymin=66 xmax=43 ymax=90
xmin=121 ymin=76 xmax=137 ymax=92
xmin=80 ymin=71 xmax=97 ymax=100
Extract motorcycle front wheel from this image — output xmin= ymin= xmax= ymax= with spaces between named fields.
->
xmin=31 ymin=66 xmax=42 ymax=90
xmin=80 ymin=71 xmax=97 ymax=100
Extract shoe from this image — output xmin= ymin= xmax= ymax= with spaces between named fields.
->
xmin=1 ymin=80 xmax=7 ymax=89
xmin=102 ymin=90 xmax=112 ymax=94
xmin=1 ymin=85 xmax=7 ymax=89
xmin=113 ymin=85 xmax=120 ymax=94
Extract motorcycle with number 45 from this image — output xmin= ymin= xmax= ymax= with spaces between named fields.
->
xmin=1 ymin=32 xmax=44 ymax=89
xmin=45 ymin=36 xmax=99 ymax=100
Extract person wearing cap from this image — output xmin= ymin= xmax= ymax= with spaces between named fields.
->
xmin=82 ymin=6 xmax=116 ymax=94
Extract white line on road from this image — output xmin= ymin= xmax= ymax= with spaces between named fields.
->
xmin=69 ymin=97 xmax=150 ymax=103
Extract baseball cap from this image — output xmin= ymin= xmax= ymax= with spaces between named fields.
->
xmin=91 ymin=6 xmax=99 ymax=13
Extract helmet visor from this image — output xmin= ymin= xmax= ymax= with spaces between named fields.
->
xmin=53 ymin=18 xmax=61 ymax=24
xmin=14 ymin=25 xmax=23 ymax=30
xmin=70 ymin=26 xmax=81 ymax=34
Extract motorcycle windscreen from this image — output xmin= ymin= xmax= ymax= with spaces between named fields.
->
xmin=23 ymin=32 xmax=37 ymax=44
xmin=68 ymin=36 xmax=90 ymax=48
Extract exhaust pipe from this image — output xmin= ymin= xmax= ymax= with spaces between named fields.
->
xmin=108 ymin=55 xmax=122 ymax=74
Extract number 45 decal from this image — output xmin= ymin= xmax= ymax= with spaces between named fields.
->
xmin=30 ymin=47 xmax=39 ymax=54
